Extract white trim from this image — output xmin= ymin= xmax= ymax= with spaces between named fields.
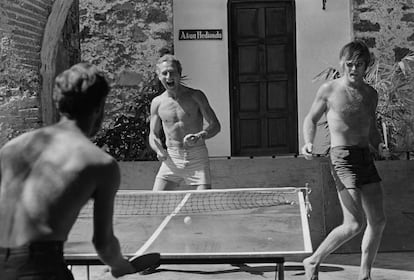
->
xmin=133 ymin=193 xmax=192 ymax=256
xmin=298 ymin=191 xmax=313 ymax=252
xmin=117 ymin=186 xmax=308 ymax=195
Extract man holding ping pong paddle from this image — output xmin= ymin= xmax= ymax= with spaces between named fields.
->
xmin=149 ymin=53 xmax=221 ymax=191
xmin=0 ymin=63 xmax=159 ymax=279
xmin=301 ymin=41 xmax=389 ymax=280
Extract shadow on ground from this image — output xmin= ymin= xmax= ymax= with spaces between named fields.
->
xmin=286 ymin=251 xmax=414 ymax=272
xmin=144 ymin=263 xmax=343 ymax=277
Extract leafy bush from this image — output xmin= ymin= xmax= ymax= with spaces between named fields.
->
xmin=94 ymin=76 xmax=163 ymax=161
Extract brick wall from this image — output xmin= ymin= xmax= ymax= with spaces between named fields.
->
xmin=0 ymin=0 xmax=52 ymax=146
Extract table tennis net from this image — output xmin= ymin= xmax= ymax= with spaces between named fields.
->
xmin=78 ymin=189 xmax=302 ymax=217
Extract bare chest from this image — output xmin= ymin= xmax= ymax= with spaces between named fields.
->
xmin=158 ymin=98 xmax=200 ymax=123
xmin=328 ymin=89 xmax=373 ymax=119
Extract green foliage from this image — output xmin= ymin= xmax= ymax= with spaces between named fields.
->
xmin=365 ymin=53 xmax=414 ymax=152
xmin=94 ymin=75 xmax=163 ymax=161
xmin=313 ymin=52 xmax=414 ymax=155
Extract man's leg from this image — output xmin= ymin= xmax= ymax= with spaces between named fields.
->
xmin=358 ymin=182 xmax=386 ymax=280
xmin=185 ymin=146 xmax=211 ymax=191
xmin=153 ymin=178 xmax=180 ymax=191
xmin=303 ymin=187 xmax=365 ymax=279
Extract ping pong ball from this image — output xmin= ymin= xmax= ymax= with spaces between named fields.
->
xmin=184 ymin=216 xmax=192 ymax=225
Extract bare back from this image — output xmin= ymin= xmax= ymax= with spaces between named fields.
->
xmin=0 ymin=122 xmax=117 ymax=247
xmin=324 ymin=78 xmax=378 ymax=147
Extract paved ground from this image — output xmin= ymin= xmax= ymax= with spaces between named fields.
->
xmin=71 ymin=251 xmax=414 ymax=280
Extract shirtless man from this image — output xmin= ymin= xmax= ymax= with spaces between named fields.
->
xmin=149 ymin=54 xmax=221 ymax=190
xmin=301 ymin=41 xmax=388 ymax=280
xmin=0 ymin=63 xmax=135 ymax=279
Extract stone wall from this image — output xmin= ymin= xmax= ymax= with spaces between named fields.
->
xmin=79 ymin=0 xmax=173 ymax=160
xmin=353 ymin=0 xmax=414 ymax=63
xmin=353 ymin=0 xmax=414 ymax=151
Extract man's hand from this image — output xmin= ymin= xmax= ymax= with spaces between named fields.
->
xmin=101 ymin=258 xmax=135 ymax=278
xmin=301 ymin=143 xmax=314 ymax=160
xmin=378 ymin=143 xmax=391 ymax=159
xmin=156 ymin=149 xmax=168 ymax=161
xmin=183 ymin=131 xmax=206 ymax=147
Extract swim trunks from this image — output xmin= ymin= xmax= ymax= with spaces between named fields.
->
xmin=156 ymin=145 xmax=211 ymax=185
xmin=330 ymin=145 xmax=381 ymax=190
xmin=0 ymin=241 xmax=74 ymax=280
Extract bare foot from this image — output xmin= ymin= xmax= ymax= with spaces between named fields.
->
xmin=303 ymin=257 xmax=319 ymax=280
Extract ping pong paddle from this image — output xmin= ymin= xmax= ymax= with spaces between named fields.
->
xmin=129 ymin=252 xmax=161 ymax=273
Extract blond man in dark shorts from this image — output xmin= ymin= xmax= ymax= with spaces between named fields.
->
xmin=302 ymin=41 xmax=389 ymax=280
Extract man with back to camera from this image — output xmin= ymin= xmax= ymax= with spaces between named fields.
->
xmin=0 ymin=63 xmax=136 ymax=279
xmin=149 ymin=54 xmax=221 ymax=190
xmin=302 ymin=40 xmax=389 ymax=280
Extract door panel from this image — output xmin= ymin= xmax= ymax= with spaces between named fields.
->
xmin=230 ymin=0 xmax=297 ymax=156
xmin=240 ymin=119 xmax=261 ymax=148
xmin=238 ymin=46 xmax=260 ymax=74
xmin=240 ymin=83 xmax=260 ymax=111
xmin=268 ymin=81 xmax=287 ymax=110
xmin=267 ymin=45 xmax=287 ymax=73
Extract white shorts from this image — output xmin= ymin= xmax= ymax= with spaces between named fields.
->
xmin=156 ymin=145 xmax=211 ymax=185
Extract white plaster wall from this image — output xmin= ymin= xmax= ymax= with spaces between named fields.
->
xmin=173 ymin=0 xmax=352 ymax=157
xmin=296 ymin=0 xmax=352 ymax=149
xmin=173 ymin=0 xmax=230 ymax=157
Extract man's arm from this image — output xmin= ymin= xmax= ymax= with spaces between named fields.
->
xmin=92 ymin=159 xmax=133 ymax=277
xmin=148 ymin=97 xmax=167 ymax=160
xmin=302 ymin=83 xmax=329 ymax=157
xmin=368 ymin=89 xmax=389 ymax=158
xmin=193 ymin=90 xmax=221 ymax=140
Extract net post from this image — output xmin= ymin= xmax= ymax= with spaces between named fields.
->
xmin=298 ymin=183 xmax=312 ymax=217
xmin=276 ymin=260 xmax=285 ymax=280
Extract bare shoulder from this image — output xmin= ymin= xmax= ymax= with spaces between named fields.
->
xmin=190 ymin=87 xmax=205 ymax=97
xmin=316 ymin=79 xmax=337 ymax=99
xmin=364 ymin=83 xmax=378 ymax=97
xmin=150 ymin=93 xmax=166 ymax=115
xmin=151 ymin=93 xmax=164 ymax=106
xmin=34 ymin=126 xmax=114 ymax=169
xmin=0 ymin=129 xmax=46 ymax=159
xmin=185 ymin=86 xmax=207 ymax=103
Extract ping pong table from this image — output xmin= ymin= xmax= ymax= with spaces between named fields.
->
xmin=65 ymin=187 xmax=312 ymax=280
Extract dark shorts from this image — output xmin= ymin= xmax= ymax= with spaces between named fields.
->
xmin=0 ymin=241 xmax=73 ymax=280
xmin=330 ymin=145 xmax=381 ymax=190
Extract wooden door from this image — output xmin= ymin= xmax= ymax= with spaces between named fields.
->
xmin=229 ymin=0 xmax=297 ymax=156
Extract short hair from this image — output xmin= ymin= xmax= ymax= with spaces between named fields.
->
xmin=156 ymin=54 xmax=182 ymax=76
xmin=53 ymin=62 xmax=109 ymax=118
xmin=339 ymin=40 xmax=372 ymax=69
